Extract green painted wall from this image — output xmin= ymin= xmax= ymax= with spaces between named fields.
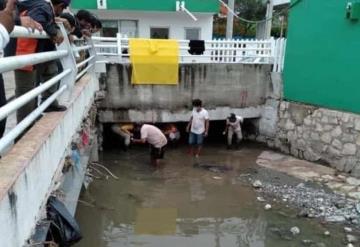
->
xmin=284 ymin=0 xmax=360 ymax=114
xmin=71 ymin=0 xmax=219 ymax=13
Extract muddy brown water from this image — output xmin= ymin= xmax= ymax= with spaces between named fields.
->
xmin=75 ymin=144 xmax=346 ymax=247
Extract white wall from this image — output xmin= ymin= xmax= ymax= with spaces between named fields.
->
xmin=93 ymin=10 xmax=214 ymax=40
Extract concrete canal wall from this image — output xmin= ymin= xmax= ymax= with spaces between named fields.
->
xmin=98 ymin=63 xmax=273 ymax=123
xmin=0 ymin=75 xmax=99 ymax=247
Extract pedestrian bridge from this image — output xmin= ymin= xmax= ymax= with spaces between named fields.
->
xmin=0 ymin=25 xmax=285 ymax=246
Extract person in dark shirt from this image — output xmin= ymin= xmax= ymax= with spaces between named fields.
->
xmin=0 ymin=0 xmax=42 ymax=138
xmin=15 ymin=0 xmax=71 ymax=117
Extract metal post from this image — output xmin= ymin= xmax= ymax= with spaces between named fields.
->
xmin=56 ymin=23 xmax=77 ymax=102
xmin=279 ymin=16 xmax=284 ymax=38
xmin=265 ymin=0 xmax=274 ymax=39
xmin=226 ymin=0 xmax=235 ymax=39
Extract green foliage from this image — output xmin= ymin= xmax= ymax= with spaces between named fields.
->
xmin=213 ymin=0 xmax=267 ymax=37
xmin=235 ymin=0 xmax=267 ymax=35
xmin=235 ymin=0 xmax=267 ymax=22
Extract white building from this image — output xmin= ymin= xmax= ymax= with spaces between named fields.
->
xmin=71 ymin=0 xmax=220 ymax=40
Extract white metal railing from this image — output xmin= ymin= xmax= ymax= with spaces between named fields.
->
xmin=93 ymin=34 xmax=287 ymax=71
xmin=0 ymin=25 xmax=96 ymax=153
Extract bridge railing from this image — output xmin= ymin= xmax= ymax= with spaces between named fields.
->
xmin=92 ymin=34 xmax=287 ymax=71
xmin=0 ymin=24 xmax=96 ymax=153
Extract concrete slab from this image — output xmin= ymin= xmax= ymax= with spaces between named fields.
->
xmin=257 ymin=151 xmax=336 ymax=181
xmin=256 ymin=151 xmax=360 ymax=201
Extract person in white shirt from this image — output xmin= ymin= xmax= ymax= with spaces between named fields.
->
xmin=223 ymin=113 xmax=244 ymax=149
xmin=132 ymin=123 xmax=168 ymax=167
xmin=186 ymin=99 xmax=209 ymax=158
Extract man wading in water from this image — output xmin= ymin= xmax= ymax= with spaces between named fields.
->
xmin=132 ymin=123 xmax=168 ymax=167
xmin=186 ymin=99 xmax=210 ymax=158
xmin=223 ymin=113 xmax=244 ymax=149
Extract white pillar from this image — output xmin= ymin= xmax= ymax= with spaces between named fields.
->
xmin=226 ymin=0 xmax=235 ymax=39
xmin=265 ymin=0 xmax=274 ymax=38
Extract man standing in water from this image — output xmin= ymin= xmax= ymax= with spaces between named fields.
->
xmin=132 ymin=123 xmax=168 ymax=167
xmin=223 ymin=113 xmax=244 ymax=149
xmin=186 ymin=99 xmax=209 ymax=158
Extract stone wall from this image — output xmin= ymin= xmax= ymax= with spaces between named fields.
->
xmin=268 ymin=101 xmax=360 ymax=177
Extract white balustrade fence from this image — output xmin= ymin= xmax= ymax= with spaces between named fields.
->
xmin=0 ymin=24 xmax=97 ymax=153
xmin=93 ymin=34 xmax=287 ymax=71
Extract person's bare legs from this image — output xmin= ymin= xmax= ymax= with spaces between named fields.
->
xmin=151 ymin=157 xmax=157 ymax=167
xmin=195 ymin=145 xmax=202 ymax=158
xmin=188 ymin=146 xmax=193 ymax=156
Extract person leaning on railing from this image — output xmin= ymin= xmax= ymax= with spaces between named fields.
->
xmin=14 ymin=0 xmax=70 ymax=120
xmin=0 ymin=0 xmax=43 ymax=139
xmin=0 ymin=0 xmax=15 ymax=139
xmin=72 ymin=10 xmax=102 ymax=75
xmin=75 ymin=9 xmax=94 ymax=39
xmin=59 ymin=12 xmax=81 ymax=61
xmin=34 ymin=0 xmax=72 ymax=113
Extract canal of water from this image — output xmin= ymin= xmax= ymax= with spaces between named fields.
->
xmin=75 ymin=144 xmax=345 ymax=247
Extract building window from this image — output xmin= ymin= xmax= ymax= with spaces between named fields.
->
xmin=150 ymin=27 xmax=170 ymax=39
xmin=101 ymin=20 xmax=138 ymax=38
xmin=119 ymin=20 xmax=138 ymax=38
xmin=185 ymin=28 xmax=201 ymax=40
xmin=102 ymin=20 xmax=118 ymax=37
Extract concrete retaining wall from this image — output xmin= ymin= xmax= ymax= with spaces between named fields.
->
xmin=0 ymin=75 xmax=98 ymax=247
xmin=267 ymin=101 xmax=360 ymax=177
xmin=99 ymin=63 xmax=272 ymax=122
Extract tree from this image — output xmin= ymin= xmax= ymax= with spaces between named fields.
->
xmin=234 ymin=0 xmax=267 ymax=36
xmin=213 ymin=0 xmax=267 ymax=38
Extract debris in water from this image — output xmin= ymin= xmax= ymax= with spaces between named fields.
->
xmin=324 ymin=231 xmax=330 ymax=236
xmin=301 ymin=239 xmax=314 ymax=245
xmin=252 ymin=180 xmax=263 ymax=188
xmin=126 ymin=193 xmax=144 ymax=204
xmin=264 ymin=204 xmax=272 ymax=210
xmin=212 ymin=176 xmax=222 ymax=180
xmin=356 ymin=203 xmax=360 ymax=214
xmin=193 ymin=163 xmax=232 ymax=173
xmin=346 ymin=234 xmax=358 ymax=243
xmin=238 ymin=173 xmax=251 ymax=178
xmin=344 ymin=227 xmax=353 ymax=233
xmin=257 ymin=196 xmax=266 ymax=202
xmin=325 ymin=215 xmax=346 ymax=223
xmin=290 ymin=226 xmax=300 ymax=235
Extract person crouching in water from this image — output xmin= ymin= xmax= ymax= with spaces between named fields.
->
xmin=223 ymin=113 xmax=244 ymax=149
xmin=162 ymin=123 xmax=180 ymax=146
xmin=132 ymin=123 xmax=168 ymax=167
xmin=111 ymin=123 xmax=134 ymax=151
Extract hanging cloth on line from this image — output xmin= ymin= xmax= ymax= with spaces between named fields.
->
xmin=129 ymin=39 xmax=179 ymax=85
xmin=188 ymin=40 xmax=205 ymax=55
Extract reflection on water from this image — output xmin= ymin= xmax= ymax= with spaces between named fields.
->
xmin=75 ymin=145 xmax=344 ymax=247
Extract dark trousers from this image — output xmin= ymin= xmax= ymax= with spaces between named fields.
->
xmin=37 ymin=60 xmax=63 ymax=102
xmin=14 ymin=70 xmax=36 ymax=123
xmin=0 ymin=74 xmax=7 ymax=138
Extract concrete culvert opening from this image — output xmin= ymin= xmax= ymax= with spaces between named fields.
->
xmin=102 ymin=119 xmax=261 ymax=151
